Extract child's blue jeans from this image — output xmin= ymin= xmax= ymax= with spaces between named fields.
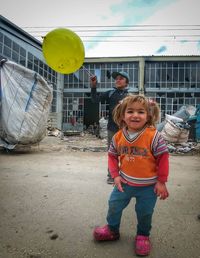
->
xmin=106 ymin=183 xmax=157 ymax=236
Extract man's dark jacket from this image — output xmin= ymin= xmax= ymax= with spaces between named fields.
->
xmin=91 ymin=87 xmax=129 ymax=133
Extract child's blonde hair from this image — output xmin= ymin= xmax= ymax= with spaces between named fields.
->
xmin=113 ymin=94 xmax=160 ymax=128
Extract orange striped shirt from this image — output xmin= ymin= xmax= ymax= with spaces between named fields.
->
xmin=108 ymin=126 xmax=168 ymax=186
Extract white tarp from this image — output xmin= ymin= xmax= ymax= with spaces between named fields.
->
xmin=161 ymin=118 xmax=189 ymax=143
xmin=157 ymin=105 xmax=196 ymax=132
xmin=0 ymin=60 xmax=53 ymax=149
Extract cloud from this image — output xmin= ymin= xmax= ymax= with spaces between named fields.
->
xmin=180 ymin=40 xmax=188 ymax=44
xmin=155 ymin=45 xmax=167 ymax=54
xmin=111 ymin=0 xmax=175 ymax=28
xmin=85 ymin=0 xmax=175 ymax=51
xmin=111 ymin=0 xmax=174 ymax=24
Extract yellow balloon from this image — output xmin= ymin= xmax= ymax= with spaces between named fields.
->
xmin=42 ymin=28 xmax=85 ymax=74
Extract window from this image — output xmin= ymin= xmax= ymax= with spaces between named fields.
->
xmin=3 ymin=45 xmax=11 ymax=58
xmin=4 ymin=36 xmax=11 ymax=48
xmin=0 ymin=32 xmax=3 ymax=43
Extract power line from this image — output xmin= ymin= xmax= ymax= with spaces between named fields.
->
xmin=31 ymin=34 xmax=200 ymax=38
xmin=82 ymin=40 xmax=200 ymax=42
xmin=26 ymin=29 xmax=200 ymax=33
xmin=33 ymin=37 xmax=200 ymax=43
xmin=30 ymin=32 xmax=200 ymax=41
xmin=21 ymin=24 xmax=200 ymax=28
xmin=23 ymin=24 xmax=200 ymax=43
xmin=23 ymin=24 xmax=200 ymax=37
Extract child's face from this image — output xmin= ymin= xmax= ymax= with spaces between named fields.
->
xmin=123 ymin=102 xmax=148 ymax=132
xmin=115 ymin=75 xmax=127 ymax=89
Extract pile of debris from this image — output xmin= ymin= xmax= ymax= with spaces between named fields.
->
xmin=157 ymin=105 xmax=200 ymax=155
xmin=167 ymin=142 xmax=200 ymax=155
xmin=63 ymin=132 xmax=107 ymax=152
xmin=47 ymin=127 xmax=62 ymax=137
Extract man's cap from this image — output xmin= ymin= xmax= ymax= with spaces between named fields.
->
xmin=112 ymin=71 xmax=130 ymax=83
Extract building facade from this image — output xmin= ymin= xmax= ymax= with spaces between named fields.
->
xmin=1 ymin=15 xmax=200 ymax=132
xmin=63 ymin=57 xmax=200 ymax=130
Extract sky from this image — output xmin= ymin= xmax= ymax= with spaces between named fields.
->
xmin=1 ymin=0 xmax=200 ymax=57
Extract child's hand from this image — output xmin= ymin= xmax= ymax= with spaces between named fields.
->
xmin=154 ymin=181 xmax=169 ymax=200
xmin=114 ymin=176 xmax=127 ymax=192
xmin=90 ymin=76 xmax=97 ymax=87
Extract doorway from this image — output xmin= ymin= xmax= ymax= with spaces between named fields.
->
xmin=84 ymin=98 xmax=99 ymax=129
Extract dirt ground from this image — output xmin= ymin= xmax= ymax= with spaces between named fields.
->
xmin=0 ymin=134 xmax=200 ymax=258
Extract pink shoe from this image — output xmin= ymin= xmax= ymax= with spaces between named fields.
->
xmin=135 ymin=235 xmax=151 ymax=256
xmin=93 ymin=225 xmax=120 ymax=241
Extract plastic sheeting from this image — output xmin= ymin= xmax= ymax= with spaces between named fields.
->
xmin=195 ymin=105 xmax=200 ymax=141
xmin=161 ymin=119 xmax=189 ymax=143
xmin=157 ymin=105 xmax=196 ymax=132
xmin=0 ymin=60 xmax=53 ymax=149
xmin=99 ymin=117 xmax=108 ymax=139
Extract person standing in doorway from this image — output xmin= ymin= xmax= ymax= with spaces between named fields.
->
xmin=90 ymin=71 xmax=130 ymax=184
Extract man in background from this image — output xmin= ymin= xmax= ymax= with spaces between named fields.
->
xmin=90 ymin=71 xmax=130 ymax=184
